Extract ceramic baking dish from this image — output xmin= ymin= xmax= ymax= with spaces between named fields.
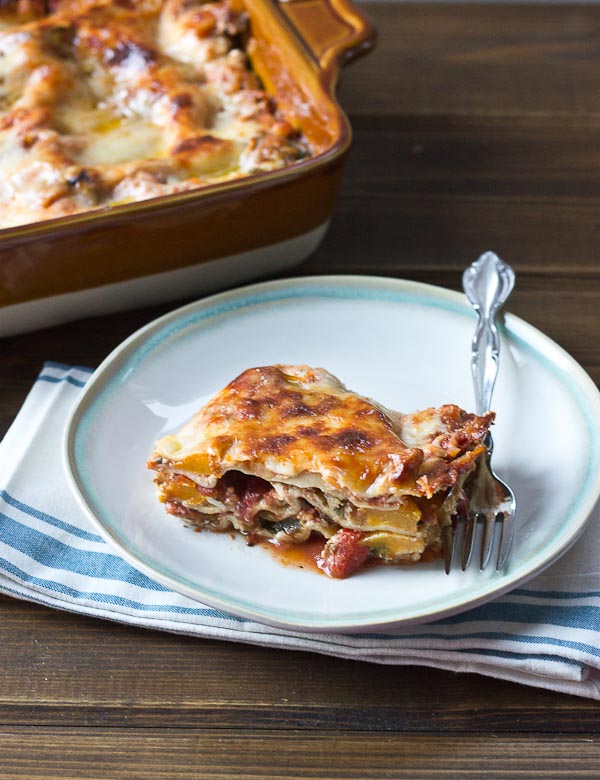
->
xmin=0 ymin=0 xmax=375 ymax=336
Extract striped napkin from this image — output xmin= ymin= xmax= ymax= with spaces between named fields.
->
xmin=2 ymin=362 xmax=600 ymax=699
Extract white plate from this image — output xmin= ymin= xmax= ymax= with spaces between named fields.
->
xmin=64 ymin=275 xmax=600 ymax=632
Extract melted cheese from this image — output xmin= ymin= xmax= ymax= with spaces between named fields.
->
xmin=0 ymin=0 xmax=310 ymax=229
xmin=148 ymin=366 xmax=497 ymax=574
xmin=77 ymin=120 xmax=166 ymax=165
xmin=152 ymin=365 xmax=494 ymax=504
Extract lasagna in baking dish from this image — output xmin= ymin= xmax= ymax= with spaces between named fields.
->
xmin=147 ymin=365 xmax=495 ymax=579
xmin=0 ymin=0 xmax=309 ymax=229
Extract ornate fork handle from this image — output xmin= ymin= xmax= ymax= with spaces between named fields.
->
xmin=463 ymin=251 xmax=515 ymax=416
xmin=448 ymin=251 xmax=518 ymax=573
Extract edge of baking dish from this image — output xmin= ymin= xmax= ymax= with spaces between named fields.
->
xmin=0 ymin=0 xmax=376 ymax=333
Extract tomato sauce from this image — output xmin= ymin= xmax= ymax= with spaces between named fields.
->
xmin=260 ymin=534 xmax=327 ymax=575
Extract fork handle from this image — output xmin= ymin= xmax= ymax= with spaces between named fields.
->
xmin=471 ymin=315 xmax=500 ymax=416
xmin=463 ymin=252 xmax=515 ymax=415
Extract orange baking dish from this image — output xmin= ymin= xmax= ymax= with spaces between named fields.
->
xmin=0 ymin=0 xmax=375 ymax=336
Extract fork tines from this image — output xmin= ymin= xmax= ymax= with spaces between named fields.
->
xmin=443 ymin=508 xmax=515 ymax=574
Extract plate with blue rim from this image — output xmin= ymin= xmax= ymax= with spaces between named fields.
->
xmin=63 ymin=275 xmax=600 ymax=632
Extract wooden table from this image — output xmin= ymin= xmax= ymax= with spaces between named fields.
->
xmin=2 ymin=3 xmax=600 ymax=776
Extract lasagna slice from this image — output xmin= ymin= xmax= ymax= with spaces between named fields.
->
xmin=147 ymin=365 xmax=495 ymax=578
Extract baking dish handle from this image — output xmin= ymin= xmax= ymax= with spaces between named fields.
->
xmin=277 ymin=0 xmax=376 ymax=86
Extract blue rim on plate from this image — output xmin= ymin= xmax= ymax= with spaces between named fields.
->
xmin=63 ymin=275 xmax=600 ymax=631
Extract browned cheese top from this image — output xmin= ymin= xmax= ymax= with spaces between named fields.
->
xmin=0 ymin=0 xmax=309 ymax=228
xmin=151 ymin=365 xmax=494 ymax=506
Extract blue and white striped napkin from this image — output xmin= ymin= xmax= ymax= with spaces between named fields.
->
xmin=2 ymin=362 xmax=600 ymax=699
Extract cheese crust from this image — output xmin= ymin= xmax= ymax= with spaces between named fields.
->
xmin=0 ymin=0 xmax=309 ymax=228
xmin=148 ymin=365 xmax=495 ymax=578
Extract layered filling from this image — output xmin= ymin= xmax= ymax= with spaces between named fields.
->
xmin=146 ymin=366 xmax=495 ymax=579
xmin=147 ymin=461 xmax=481 ymax=578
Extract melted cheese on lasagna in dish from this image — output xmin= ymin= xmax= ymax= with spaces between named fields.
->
xmin=147 ymin=365 xmax=495 ymax=578
xmin=0 ymin=0 xmax=309 ymax=228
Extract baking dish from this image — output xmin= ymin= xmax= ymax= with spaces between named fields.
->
xmin=0 ymin=0 xmax=375 ymax=336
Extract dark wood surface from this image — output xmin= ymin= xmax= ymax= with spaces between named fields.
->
xmin=2 ymin=3 xmax=600 ymax=776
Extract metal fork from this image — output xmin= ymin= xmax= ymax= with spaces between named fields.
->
xmin=444 ymin=251 xmax=517 ymax=573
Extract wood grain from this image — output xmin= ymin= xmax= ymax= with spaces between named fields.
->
xmin=307 ymin=119 xmax=600 ymax=272
xmin=2 ymin=595 xmax=599 ymax=731
xmin=1 ymin=730 xmax=600 ymax=780
xmin=337 ymin=3 xmax=600 ymax=119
